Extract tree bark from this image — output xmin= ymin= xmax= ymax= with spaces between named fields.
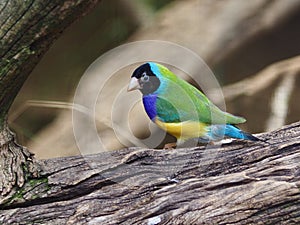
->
xmin=0 ymin=0 xmax=100 ymax=196
xmin=0 ymin=121 xmax=299 ymax=224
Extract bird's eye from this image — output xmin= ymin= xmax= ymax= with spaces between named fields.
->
xmin=141 ymin=72 xmax=149 ymax=82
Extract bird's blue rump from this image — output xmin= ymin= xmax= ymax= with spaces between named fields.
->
xmin=224 ymin=124 xmax=259 ymax=141
xmin=201 ymin=124 xmax=259 ymax=142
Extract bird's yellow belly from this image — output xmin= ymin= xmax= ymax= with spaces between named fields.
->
xmin=154 ymin=117 xmax=207 ymax=140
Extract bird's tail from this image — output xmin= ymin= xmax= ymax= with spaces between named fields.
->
xmin=224 ymin=124 xmax=259 ymax=141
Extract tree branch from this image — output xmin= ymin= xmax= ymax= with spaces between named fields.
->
xmin=0 ymin=0 xmax=100 ymax=120
xmin=1 ymin=122 xmax=299 ymax=224
xmin=0 ymin=0 xmax=100 ymax=196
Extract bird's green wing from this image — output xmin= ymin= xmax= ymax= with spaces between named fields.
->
xmin=187 ymin=83 xmax=246 ymax=124
xmin=155 ymin=76 xmax=246 ymax=125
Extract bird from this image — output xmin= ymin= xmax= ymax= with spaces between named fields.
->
xmin=127 ymin=62 xmax=259 ymax=147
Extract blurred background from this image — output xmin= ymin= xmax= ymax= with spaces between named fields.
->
xmin=8 ymin=0 xmax=300 ymax=159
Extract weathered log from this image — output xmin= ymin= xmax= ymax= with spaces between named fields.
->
xmin=0 ymin=122 xmax=299 ymax=224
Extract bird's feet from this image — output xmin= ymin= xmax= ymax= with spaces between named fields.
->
xmin=163 ymin=142 xmax=177 ymax=149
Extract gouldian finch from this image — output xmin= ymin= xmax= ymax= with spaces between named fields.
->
xmin=127 ymin=62 xmax=258 ymax=146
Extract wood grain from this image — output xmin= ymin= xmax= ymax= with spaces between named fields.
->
xmin=1 ymin=122 xmax=299 ymax=224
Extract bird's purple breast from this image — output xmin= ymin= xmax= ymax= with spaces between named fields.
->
xmin=142 ymin=94 xmax=157 ymax=121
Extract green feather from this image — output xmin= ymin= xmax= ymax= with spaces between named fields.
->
xmin=154 ymin=64 xmax=246 ymax=125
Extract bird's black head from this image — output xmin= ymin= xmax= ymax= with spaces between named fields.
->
xmin=128 ymin=63 xmax=160 ymax=95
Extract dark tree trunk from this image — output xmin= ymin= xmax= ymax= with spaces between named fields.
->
xmin=0 ymin=122 xmax=299 ymax=224
xmin=0 ymin=0 xmax=100 ymax=196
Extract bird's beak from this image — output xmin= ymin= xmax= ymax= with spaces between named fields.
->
xmin=127 ymin=77 xmax=141 ymax=92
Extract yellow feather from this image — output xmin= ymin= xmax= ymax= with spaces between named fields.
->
xmin=154 ymin=117 xmax=208 ymax=141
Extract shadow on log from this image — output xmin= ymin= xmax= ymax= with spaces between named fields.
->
xmin=0 ymin=121 xmax=299 ymax=224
